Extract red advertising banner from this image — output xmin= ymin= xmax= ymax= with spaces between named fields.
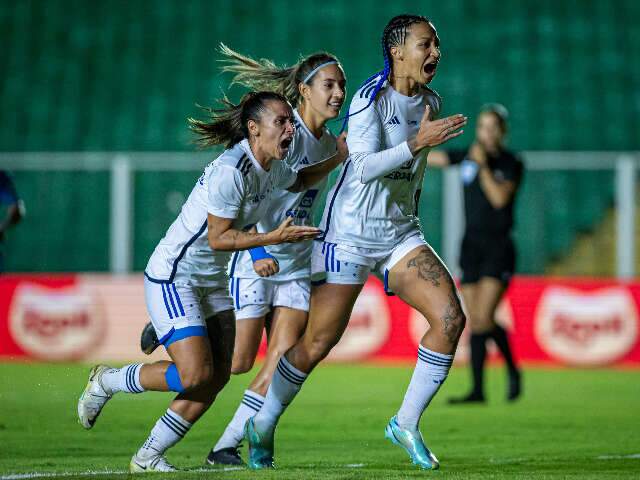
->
xmin=1 ymin=274 xmax=639 ymax=367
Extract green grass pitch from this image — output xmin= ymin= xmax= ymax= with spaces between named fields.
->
xmin=1 ymin=362 xmax=639 ymax=479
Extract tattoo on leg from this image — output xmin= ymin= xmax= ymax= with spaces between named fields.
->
xmin=406 ymin=248 xmax=450 ymax=287
xmin=442 ymin=292 xmax=465 ymax=344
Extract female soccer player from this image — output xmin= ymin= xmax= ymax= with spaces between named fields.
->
xmin=428 ymin=104 xmax=523 ymax=403
xmin=246 ymin=14 xmax=467 ymax=470
xmin=76 ymin=90 xmax=346 ymax=472
xmin=204 ymin=46 xmax=347 ymax=466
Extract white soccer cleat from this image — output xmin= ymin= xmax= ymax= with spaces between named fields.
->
xmin=77 ymin=364 xmax=113 ymax=429
xmin=129 ymin=453 xmax=177 ymax=473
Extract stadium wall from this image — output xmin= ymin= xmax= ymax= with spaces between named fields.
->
xmin=1 ymin=274 xmax=638 ymax=368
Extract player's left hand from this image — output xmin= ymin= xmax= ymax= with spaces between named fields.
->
xmin=253 ymin=258 xmax=279 ymax=277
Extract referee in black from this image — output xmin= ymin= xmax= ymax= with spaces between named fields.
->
xmin=429 ymin=104 xmax=523 ymax=403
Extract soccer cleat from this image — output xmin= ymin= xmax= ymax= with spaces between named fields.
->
xmin=129 ymin=453 xmax=177 ymax=473
xmin=448 ymin=392 xmax=486 ymax=404
xmin=244 ymin=417 xmax=275 ymax=469
xmin=206 ymin=446 xmax=245 ymax=466
xmin=140 ymin=322 xmax=160 ymax=355
xmin=77 ymin=365 xmax=113 ymax=429
xmin=384 ymin=416 xmax=439 ymax=470
xmin=508 ymin=369 xmax=522 ymax=401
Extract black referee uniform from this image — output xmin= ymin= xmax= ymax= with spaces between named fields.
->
xmin=446 ymin=147 xmax=524 ymax=402
xmin=448 ymin=148 xmax=523 ymax=285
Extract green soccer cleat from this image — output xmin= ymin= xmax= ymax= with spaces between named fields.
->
xmin=384 ymin=416 xmax=440 ymax=470
xmin=244 ymin=417 xmax=275 ymax=469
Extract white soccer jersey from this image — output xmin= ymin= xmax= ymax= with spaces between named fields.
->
xmin=230 ymin=109 xmax=336 ymax=281
xmin=318 ymin=75 xmax=441 ymax=248
xmin=144 ymin=139 xmax=298 ymax=287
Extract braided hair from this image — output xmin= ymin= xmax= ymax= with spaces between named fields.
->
xmin=340 ymin=14 xmax=431 ymax=131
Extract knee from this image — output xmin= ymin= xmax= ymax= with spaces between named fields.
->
xmin=305 ymin=332 xmax=338 ymax=364
xmin=441 ymin=299 xmax=467 ymax=343
xmin=177 ymin=363 xmax=214 ymax=391
xmin=231 ymin=356 xmax=255 ymax=375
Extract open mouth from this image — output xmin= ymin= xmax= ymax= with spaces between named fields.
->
xmin=280 ymin=137 xmax=293 ymax=150
xmin=328 ymin=100 xmax=343 ymax=111
xmin=423 ymin=61 xmax=438 ymax=75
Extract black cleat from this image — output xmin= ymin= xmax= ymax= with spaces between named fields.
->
xmin=140 ymin=322 xmax=160 ymax=355
xmin=206 ymin=447 xmax=245 ymax=466
xmin=508 ymin=369 xmax=522 ymax=401
xmin=448 ymin=392 xmax=486 ymax=404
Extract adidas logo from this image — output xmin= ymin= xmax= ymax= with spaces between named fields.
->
xmin=387 ymin=115 xmax=401 ymax=125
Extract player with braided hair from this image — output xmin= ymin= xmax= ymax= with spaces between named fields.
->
xmin=245 ymin=14 xmax=468 ymax=470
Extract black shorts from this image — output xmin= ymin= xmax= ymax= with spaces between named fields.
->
xmin=459 ymin=233 xmax=515 ymax=285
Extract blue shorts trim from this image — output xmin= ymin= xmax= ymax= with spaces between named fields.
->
xmin=162 ymin=326 xmax=208 ymax=348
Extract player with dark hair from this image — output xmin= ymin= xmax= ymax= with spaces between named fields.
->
xmin=205 ymin=46 xmax=347 ymax=465
xmin=429 ymin=104 xmax=523 ymax=403
xmin=77 ymin=90 xmax=346 ymax=472
xmin=245 ymin=14 xmax=468 ymax=470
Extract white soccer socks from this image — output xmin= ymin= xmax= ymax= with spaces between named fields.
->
xmin=100 ymin=364 xmax=145 ymax=395
xmin=137 ymin=408 xmax=193 ymax=458
xmin=214 ymin=390 xmax=265 ymax=451
xmin=397 ymin=345 xmax=453 ymax=431
xmin=252 ymin=357 xmax=307 ymax=433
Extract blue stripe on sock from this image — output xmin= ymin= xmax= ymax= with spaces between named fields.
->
xmin=172 ymin=284 xmax=185 ymax=316
xmin=127 ymin=365 xmax=140 ymax=393
xmin=276 ymin=361 xmax=304 ymax=386
xmin=420 ymin=347 xmax=453 ymax=363
xmin=277 ymin=359 xmax=306 ymax=383
xmin=242 ymin=395 xmax=264 ymax=410
xmin=241 ymin=399 xmax=262 ymax=412
xmin=279 ymin=359 xmax=307 ymax=381
xmin=160 ymin=416 xmax=186 ymax=438
xmin=163 ymin=412 xmax=189 ymax=436
xmin=418 ymin=350 xmax=453 ymax=366
xmin=161 ymin=284 xmax=173 ymax=319
xmin=125 ymin=365 xmax=134 ymax=392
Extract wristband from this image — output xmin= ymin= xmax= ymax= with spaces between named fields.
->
xmin=249 ymin=246 xmax=277 ymax=264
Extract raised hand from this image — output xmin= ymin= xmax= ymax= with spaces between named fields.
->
xmin=269 ymin=216 xmax=322 ymax=243
xmin=410 ymin=105 xmax=467 ymax=153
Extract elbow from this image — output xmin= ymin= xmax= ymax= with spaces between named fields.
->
xmin=489 ymin=195 xmax=509 ymax=210
xmin=208 ymin=236 xmax=227 ymax=251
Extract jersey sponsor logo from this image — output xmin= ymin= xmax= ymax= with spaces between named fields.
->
xmin=534 ymin=286 xmax=638 ymax=366
xmin=9 ymin=283 xmax=105 ymax=361
xmin=285 ymin=189 xmax=318 ymax=221
xmin=386 ymin=115 xmax=401 ymax=126
xmin=384 ymin=170 xmax=415 ymax=181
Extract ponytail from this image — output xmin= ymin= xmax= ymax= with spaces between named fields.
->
xmin=189 ymin=91 xmax=290 ymax=149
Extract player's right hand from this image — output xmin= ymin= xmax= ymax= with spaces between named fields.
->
xmin=253 ymin=258 xmax=279 ymax=277
xmin=271 ymin=216 xmax=322 ymax=243
xmin=415 ymin=106 xmax=467 ymax=149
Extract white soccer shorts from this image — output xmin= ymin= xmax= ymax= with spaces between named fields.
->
xmin=231 ymin=277 xmax=311 ymax=320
